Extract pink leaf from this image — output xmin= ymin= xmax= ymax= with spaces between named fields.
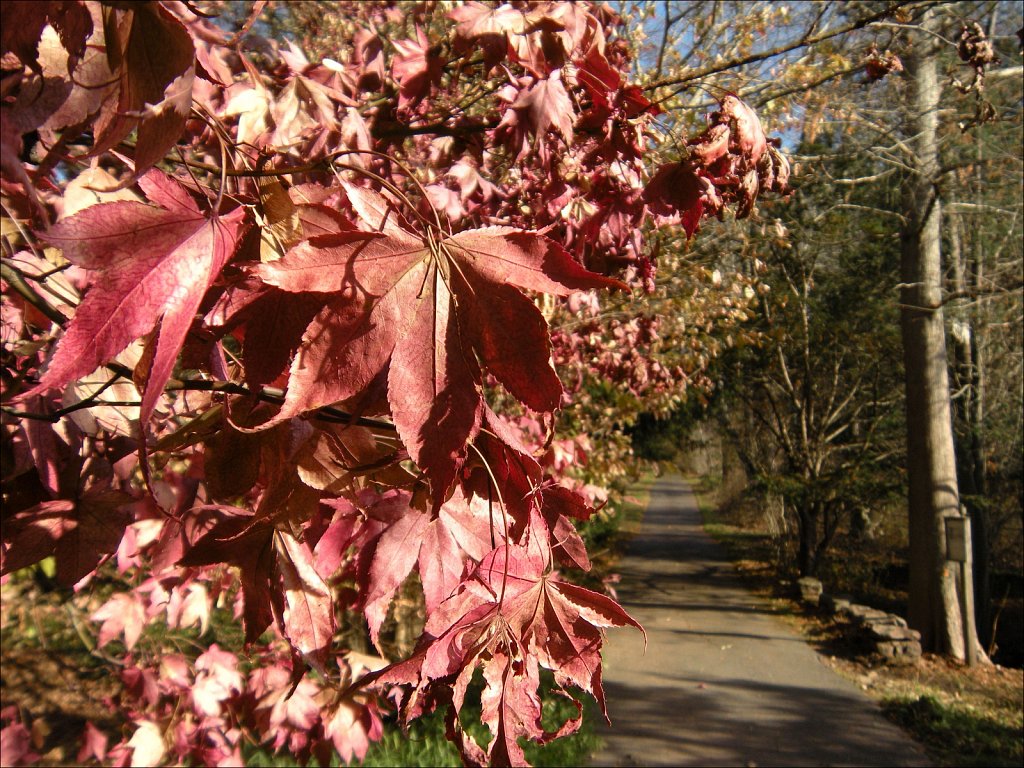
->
xmin=126 ymin=720 xmax=166 ymax=768
xmin=511 ymin=72 xmax=575 ymax=143
xmin=76 ymin=721 xmax=108 ymax=764
xmin=0 ymin=717 xmax=37 ymax=767
xmin=444 ymin=227 xmax=626 ymax=296
xmin=269 ymin=678 xmax=321 ymax=731
xmin=370 ymin=511 xmax=641 ymax=765
xmin=391 ymin=26 xmax=444 ymax=107
xmin=29 ymin=172 xmax=246 ymax=423
xmin=387 ymin=264 xmax=483 ymax=505
xmin=314 ymin=498 xmax=360 ymax=579
xmin=720 ymin=94 xmax=767 ymax=166
xmin=192 ymin=644 xmax=243 ymax=717
xmin=460 ymin=277 xmax=563 ymax=411
xmin=275 ymin=530 xmax=335 ymax=673
xmin=364 ymin=502 xmax=430 ymax=647
xmin=417 ymin=513 xmax=467 ymax=614
xmin=480 ymin=650 xmax=543 ymax=767
xmin=92 ymin=592 xmax=146 ymax=650
xmin=324 ymin=697 xmax=383 ymax=764
xmin=450 ymin=2 xmax=526 ymax=51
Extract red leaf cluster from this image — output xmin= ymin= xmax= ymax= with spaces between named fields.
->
xmin=864 ymin=44 xmax=904 ymax=82
xmin=644 ymin=94 xmax=791 ymax=237
xmin=0 ymin=2 xmax=789 ymax=765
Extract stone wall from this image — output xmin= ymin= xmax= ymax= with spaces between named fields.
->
xmin=798 ymin=577 xmax=922 ymax=665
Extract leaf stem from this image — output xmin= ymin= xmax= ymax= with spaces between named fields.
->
xmin=0 ymin=261 xmax=68 ymax=325
xmin=11 ymin=360 xmax=399 ymax=433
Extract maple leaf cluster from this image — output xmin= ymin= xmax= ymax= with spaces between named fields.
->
xmin=952 ymin=20 xmax=1001 ymax=126
xmin=1 ymin=2 xmax=788 ymax=765
xmin=644 ymin=95 xmax=791 ymax=238
xmin=863 ymin=44 xmax=904 ymax=83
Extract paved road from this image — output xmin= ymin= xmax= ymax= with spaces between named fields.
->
xmin=589 ymin=475 xmax=931 ymax=767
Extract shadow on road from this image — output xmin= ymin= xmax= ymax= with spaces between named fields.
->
xmin=598 ymin=674 xmax=927 ymax=767
xmin=590 ymin=475 xmax=931 ymax=767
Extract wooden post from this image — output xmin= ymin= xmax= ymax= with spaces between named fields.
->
xmin=959 ymin=511 xmax=979 ymax=666
xmin=945 ymin=513 xmax=978 ymax=666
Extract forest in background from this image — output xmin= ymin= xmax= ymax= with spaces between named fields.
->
xmin=623 ymin=0 xmax=1022 ymax=667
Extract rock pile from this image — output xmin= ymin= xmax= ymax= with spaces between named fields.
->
xmin=797 ymin=578 xmax=923 ymax=665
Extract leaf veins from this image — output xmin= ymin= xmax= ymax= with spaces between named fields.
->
xmin=255 ymin=186 xmax=624 ymax=503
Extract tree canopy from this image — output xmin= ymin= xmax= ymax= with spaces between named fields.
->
xmin=0 ymin=1 xmax=792 ymax=765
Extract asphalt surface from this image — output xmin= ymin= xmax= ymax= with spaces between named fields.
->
xmin=589 ymin=475 xmax=932 ymax=767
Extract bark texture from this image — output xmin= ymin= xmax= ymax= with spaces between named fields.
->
xmin=899 ymin=8 xmax=977 ymax=660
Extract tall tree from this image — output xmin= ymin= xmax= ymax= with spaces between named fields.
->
xmin=941 ymin=7 xmax=1024 ymax=655
xmin=899 ymin=5 xmax=978 ymax=660
xmin=715 ymin=136 xmax=905 ymax=577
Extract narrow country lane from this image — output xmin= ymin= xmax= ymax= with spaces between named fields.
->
xmin=589 ymin=475 xmax=932 ymax=767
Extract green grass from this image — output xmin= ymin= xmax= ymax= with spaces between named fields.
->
xmin=357 ymin=714 xmax=462 ymax=767
xmin=356 ymin=692 xmax=600 ymax=768
xmin=882 ymin=694 xmax=1023 ymax=768
xmin=242 ymin=673 xmax=602 ymax=768
xmin=241 ymin=718 xmax=466 ymax=768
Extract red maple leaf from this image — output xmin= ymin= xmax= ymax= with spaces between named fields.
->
xmin=76 ymin=721 xmax=109 ymax=764
xmin=254 ymin=185 xmax=623 ymax=503
xmin=485 ymin=510 xmax=643 ymax=716
xmin=450 ymin=1 xmax=527 ymax=41
xmin=643 ymin=93 xmax=785 ymax=231
xmin=0 ymin=0 xmax=93 ymax=75
xmin=92 ymin=591 xmax=147 ymax=650
xmin=368 ymin=512 xmax=642 ymax=766
xmin=495 ymin=73 xmax=575 ymax=163
xmin=391 ymin=26 xmax=444 ymax=108
xmin=23 ymin=170 xmax=246 ymax=422
xmin=89 ymin=3 xmax=196 ymax=178
xmin=511 ymin=72 xmax=575 ymax=144
xmin=449 ymin=1 xmax=526 ymax=68
xmin=0 ymin=489 xmax=132 ymax=587
xmin=643 ymin=161 xmax=721 ymax=238
xmin=361 ymin=485 xmax=498 ymax=648
xmin=178 ymin=505 xmax=279 ymax=644
xmin=315 ymin=485 xmax=493 ymax=650
xmin=275 ymin=529 xmax=335 ymax=674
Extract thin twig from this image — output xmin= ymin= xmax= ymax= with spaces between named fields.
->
xmin=1 ymin=261 xmax=68 ymax=325
xmin=643 ymin=2 xmax=916 ymax=93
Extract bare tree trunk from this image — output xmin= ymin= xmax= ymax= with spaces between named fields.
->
xmin=948 ymin=213 xmax=993 ymax=651
xmin=899 ymin=8 xmax=978 ymax=661
xmin=965 ymin=111 xmax=993 ymax=656
xmin=797 ymin=498 xmax=816 ymax=576
xmin=968 ymin=319 xmax=992 ymax=652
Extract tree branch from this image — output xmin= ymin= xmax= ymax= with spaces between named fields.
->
xmin=643 ymin=2 xmax=915 ymax=93
xmin=1 ymin=261 xmax=68 ymax=325
xmin=3 ymin=290 xmax=398 ymax=432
